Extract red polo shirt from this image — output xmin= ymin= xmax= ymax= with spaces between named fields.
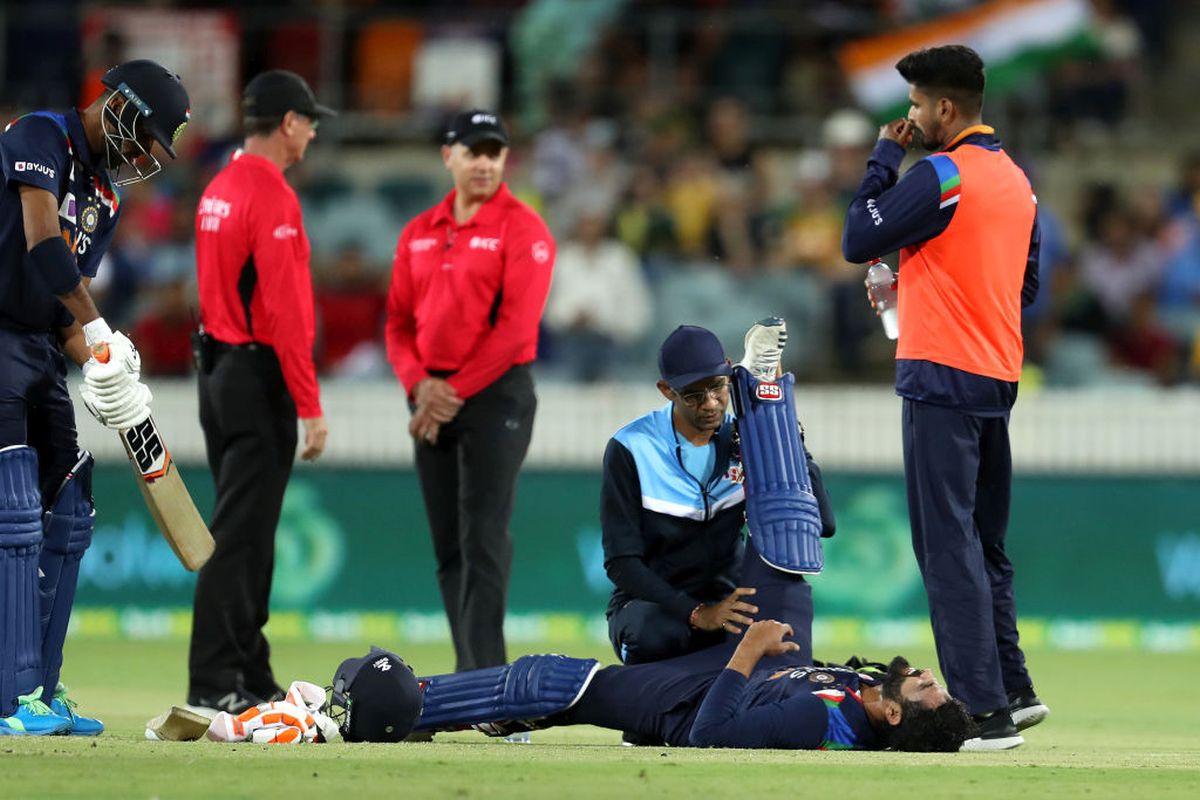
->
xmin=386 ymin=183 xmax=555 ymax=399
xmin=194 ymin=150 xmax=322 ymax=417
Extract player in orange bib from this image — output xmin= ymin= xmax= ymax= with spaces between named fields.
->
xmin=841 ymin=45 xmax=1049 ymax=751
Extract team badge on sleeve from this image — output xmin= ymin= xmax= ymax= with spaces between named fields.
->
xmin=532 ymin=240 xmax=550 ymax=263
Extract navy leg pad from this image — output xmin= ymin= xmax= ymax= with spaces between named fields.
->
xmin=39 ymin=451 xmax=94 ymax=700
xmin=731 ymin=366 xmax=824 ymax=574
xmin=414 ymin=654 xmax=600 ymax=732
xmin=0 ymin=445 xmax=44 ymax=716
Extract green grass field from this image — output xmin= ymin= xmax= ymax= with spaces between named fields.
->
xmin=5 ymin=638 xmax=1198 ymax=799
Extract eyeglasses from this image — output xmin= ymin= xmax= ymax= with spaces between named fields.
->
xmin=677 ymin=380 xmax=731 ymax=407
xmin=297 ymin=113 xmax=320 ymax=131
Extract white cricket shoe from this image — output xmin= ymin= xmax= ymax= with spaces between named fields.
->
xmin=739 ymin=317 xmax=787 ymax=380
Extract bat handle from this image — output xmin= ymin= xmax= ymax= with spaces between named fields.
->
xmin=92 ymin=342 xmax=111 ymax=364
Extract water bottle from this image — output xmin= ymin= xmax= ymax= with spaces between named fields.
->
xmin=865 ymin=259 xmax=899 ymax=340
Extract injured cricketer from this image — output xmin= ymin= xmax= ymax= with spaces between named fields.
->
xmin=330 ymin=537 xmax=975 ymax=752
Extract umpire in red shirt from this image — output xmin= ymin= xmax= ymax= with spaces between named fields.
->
xmin=188 ymin=71 xmax=333 ymax=712
xmin=387 ymin=111 xmax=555 ymax=671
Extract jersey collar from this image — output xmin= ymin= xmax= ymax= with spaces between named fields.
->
xmin=65 ymin=109 xmax=96 ymax=168
xmin=942 ymin=124 xmax=995 ymax=151
xmin=432 ymin=183 xmax=512 ymax=227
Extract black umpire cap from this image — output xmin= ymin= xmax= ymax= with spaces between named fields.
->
xmin=101 ymin=59 xmax=190 ymax=159
xmin=330 ymin=646 xmax=422 ymax=742
xmin=444 ymin=109 xmax=509 ymax=147
xmin=243 ymin=70 xmax=337 ymax=120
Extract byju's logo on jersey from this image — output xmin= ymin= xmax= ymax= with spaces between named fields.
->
xmin=14 ymin=161 xmax=55 ymax=179
xmin=755 ymin=383 xmax=782 ymax=401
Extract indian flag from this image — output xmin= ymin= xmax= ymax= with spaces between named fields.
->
xmin=840 ymin=0 xmax=1097 ymax=121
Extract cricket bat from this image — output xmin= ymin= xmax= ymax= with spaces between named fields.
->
xmin=118 ymin=416 xmax=214 ymax=571
xmin=91 ymin=341 xmax=214 ymax=571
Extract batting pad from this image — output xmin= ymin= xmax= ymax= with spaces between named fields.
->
xmin=414 ymin=655 xmax=600 ymax=732
xmin=731 ymin=366 xmax=824 ymax=574
xmin=0 ymin=446 xmax=44 ymax=716
xmin=39 ymin=451 xmax=95 ymax=701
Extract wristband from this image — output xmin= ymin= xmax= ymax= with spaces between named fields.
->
xmin=28 ymin=235 xmax=81 ymax=296
xmin=82 ymin=317 xmax=113 ymax=347
xmin=688 ymin=603 xmax=704 ymax=630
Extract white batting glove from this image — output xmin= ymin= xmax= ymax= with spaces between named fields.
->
xmin=82 ymin=319 xmax=142 ymax=378
xmin=80 ymin=383 xmax=151 ymax=430
xmin=81 ymin=360 xmax=152 ymax=430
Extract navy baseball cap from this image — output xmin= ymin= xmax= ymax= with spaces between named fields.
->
xmin=658 ymin=325 xmax=731 ymax=392
xmin=101 ymin=59 xmax=190 ymax=158
xmin=243 ymin=70 xmax=337 ymax=120
xmin=445 ymin=109 xmax=509 ymax=147
xmin=331 ymin=647 xmax=422 ymax=743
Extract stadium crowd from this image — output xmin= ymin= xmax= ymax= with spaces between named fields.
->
xmin=2 ymin=0 xmax=1187 ymax=387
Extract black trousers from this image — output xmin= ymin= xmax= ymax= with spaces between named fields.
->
xmin=188 ymin=346 xmax=297 ymax=701
xmin=413 ymin=364 xmax=536 ymax=672
xmin=901 ymin=398 xmax=1031 ymax=716
xmin=608 ymin=599 xmax=724 ymax=664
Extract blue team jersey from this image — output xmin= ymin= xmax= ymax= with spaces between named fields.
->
xmin=689 ymin=664 xmax=881 ymax=749
xmin=0 ymin=110 xmax=121 ymax=331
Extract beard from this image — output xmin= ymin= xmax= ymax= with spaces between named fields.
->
xmin=881 ymin=655 xmax=913 ymax=702
xmin=913 ymin=125 xmax=938 ymax=152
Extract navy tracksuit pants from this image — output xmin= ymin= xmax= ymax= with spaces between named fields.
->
xmin=567 ymin=540 xmax=813 ymax=746
xmin=901 ymin=398 xmax=1032 ymax=716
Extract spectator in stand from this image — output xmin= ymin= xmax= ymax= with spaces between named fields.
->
xmin=314 ymin=245 xmax=388 ymax=377
xmin=1079 ymin=204 xmax=1167 ymax=323
xmin=132 ymin=274 xmax=194 ymax=376
xmin=543 ymin=197 xmax=652 ymax=382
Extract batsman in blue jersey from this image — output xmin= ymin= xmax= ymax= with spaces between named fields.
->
xmin=0 ymin=60 xmax=189 ymax=736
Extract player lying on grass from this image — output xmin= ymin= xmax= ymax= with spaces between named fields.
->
xmin=330 ymin=538 xmax=975 ymax=752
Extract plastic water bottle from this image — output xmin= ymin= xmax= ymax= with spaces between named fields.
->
xmin=865 ymin=259 xmax=899 ymax=340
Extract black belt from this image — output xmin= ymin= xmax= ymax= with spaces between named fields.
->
xmin=212 ymin=339 xmax=268 ymax=354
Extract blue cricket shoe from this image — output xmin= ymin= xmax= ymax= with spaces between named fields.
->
xmin=0 ymin=686 xmax=72 ymax=736
xmin=48 ymin=683 xmax=104 ymax=736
